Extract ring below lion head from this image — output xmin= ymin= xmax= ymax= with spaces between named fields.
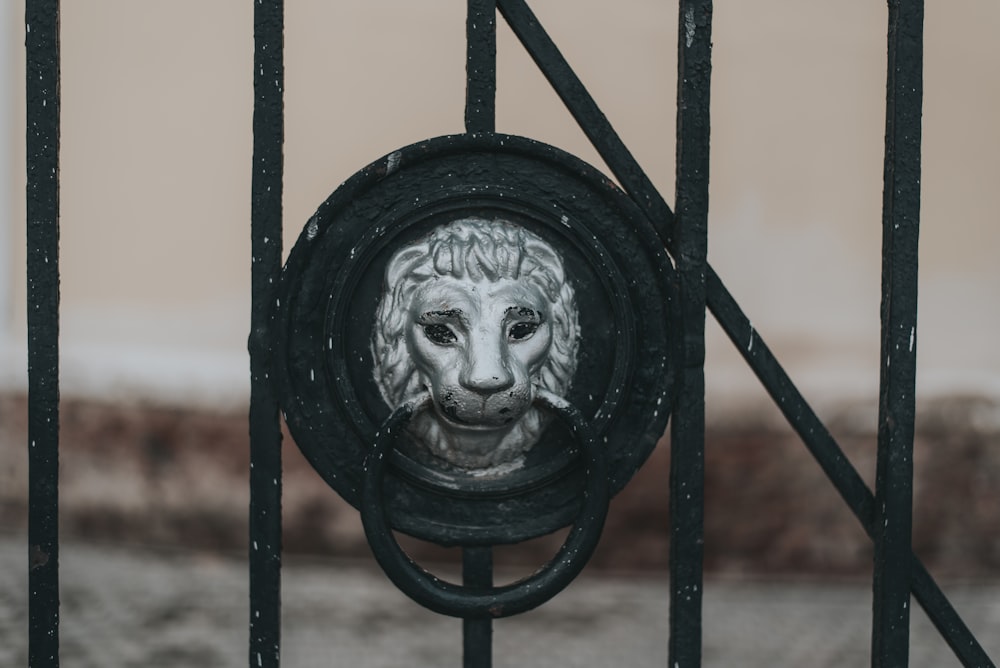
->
xmin=371 ymin=217 xmax=580 ymax=470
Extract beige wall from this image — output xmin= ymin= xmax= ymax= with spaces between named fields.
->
xmin=3 ymin=1 xmax=998 ymax=416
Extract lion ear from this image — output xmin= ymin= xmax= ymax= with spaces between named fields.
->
xmin=523 ymin=242 xmax=567 ymax=300
xmin=386 ymin=247 xmax=429 ymax=287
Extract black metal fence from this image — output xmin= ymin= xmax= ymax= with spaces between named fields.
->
xmin=22 ymin=0 xmax=997 ymax=666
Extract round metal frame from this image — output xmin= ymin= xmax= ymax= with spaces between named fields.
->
xmin=270 ymin=133 xmax=678 ymax=545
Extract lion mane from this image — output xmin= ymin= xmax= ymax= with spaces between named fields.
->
xmin=371 ymin=217 xmax=580 ymax=469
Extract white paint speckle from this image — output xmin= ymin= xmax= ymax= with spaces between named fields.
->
xmin=684 ymin=6 xmax=696 ymax=47
xmin=386 ymin=151 xmax=401 ymax=175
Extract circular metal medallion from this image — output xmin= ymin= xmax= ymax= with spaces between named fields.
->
xmin=270 ymin=133 xmax=678 ymax=545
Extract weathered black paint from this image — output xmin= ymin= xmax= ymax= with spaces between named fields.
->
xmin=670 ymin=2 xmax=712 ymax=665
xmin=873 ymin=1 xmax=924 ymax=665
xmin=25 ymin=1 xmax=61 ymax=666
xmin=465 ymin=0 xmax=496 ymax=135
xmin=249 ymin=2 xmax=284 ymax=667
xmin=462 ymin=546 xmax=493 ymax=668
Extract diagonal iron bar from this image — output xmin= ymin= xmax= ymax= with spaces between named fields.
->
xmin=497 ymin=0 xmax=676 ymax=247
xmin=708 ymin=269 xmax=993 ymax=668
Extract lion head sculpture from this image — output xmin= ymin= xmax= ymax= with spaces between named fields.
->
xmin=371 ymin=217 xmax=580 ymax=470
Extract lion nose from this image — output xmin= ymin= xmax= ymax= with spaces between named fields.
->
xmin=460 ymin=341 xmax=515 ymax=394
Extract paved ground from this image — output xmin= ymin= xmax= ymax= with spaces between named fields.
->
xmin=1 ymin=536 xmax=997 ymax=667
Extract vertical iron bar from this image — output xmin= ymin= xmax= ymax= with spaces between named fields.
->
xmin=466 ymin=0 xmax=496 ymax=134
xmin=464 ymin=3 xmax=496 ymax=665
xmin=250 ymin=1 xmax=284 ymax=667
xmin=25 ymin=1 xmax=61 ymax=666
xmin=872 ymin=0 xmax=923 ymax=666
xmin=670 ymin=2 xmax=712 ymax=666
xmin=462 ymin=547 xmax=494 ymax=668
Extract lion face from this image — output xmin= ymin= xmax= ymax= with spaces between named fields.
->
xmin=407 ymin=276 xmax=553 ymax=450
xmin=372 ymin=218 xmax=579 ymax=470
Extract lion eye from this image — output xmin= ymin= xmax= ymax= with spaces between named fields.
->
xmin=508 ymin=321 xmax=538 ymax=341
xmin=423 ymin=324 xmax=458 ymax=345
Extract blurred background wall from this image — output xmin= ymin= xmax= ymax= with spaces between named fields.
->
xmin=1 ymin=1 xmax=998 ymax=575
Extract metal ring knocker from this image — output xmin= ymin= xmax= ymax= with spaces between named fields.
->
xmin=361 ymin=389 xmax=610 ymax=619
